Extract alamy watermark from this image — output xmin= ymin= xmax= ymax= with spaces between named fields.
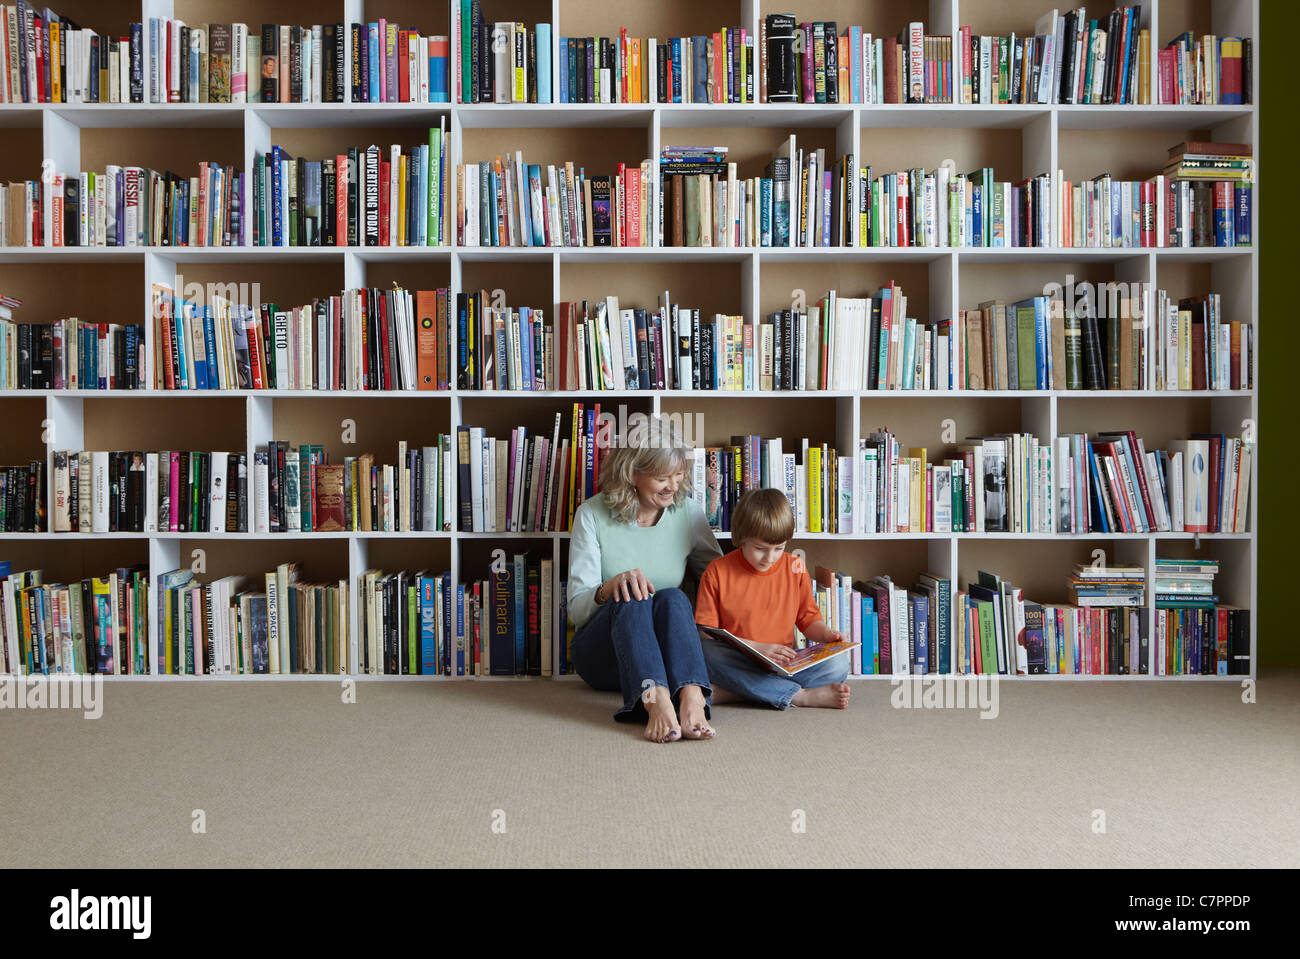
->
xmin=0 ymin=675 xmax=104 ymax=718
xmin=595 ymin=406 xmax=704 ymax=451
xmin=890 ymin=674 xmax=999 ymax=718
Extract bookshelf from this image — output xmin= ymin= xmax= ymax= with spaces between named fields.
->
xmin=0 ymin=0 xmax=1258 ymax=681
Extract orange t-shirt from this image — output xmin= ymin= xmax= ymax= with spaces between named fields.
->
xmin=694 ymin=549 xmax=823 ymax=648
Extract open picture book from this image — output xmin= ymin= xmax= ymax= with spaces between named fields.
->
xmin=698 ymin=625 xmax=859 ymax=678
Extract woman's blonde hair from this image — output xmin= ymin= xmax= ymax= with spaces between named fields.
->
xmin=598 ymin=415 xmax=695 ymax=523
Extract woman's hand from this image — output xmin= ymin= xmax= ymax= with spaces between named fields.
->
xmin=600 ymin=568 xmax=655 ymax=603
xmin=762 ymin=643 xmax=798 ymax=665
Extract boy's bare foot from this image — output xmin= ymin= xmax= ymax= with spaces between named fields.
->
xmin=644 ymin=689 xmax=682 ymax=743
xmin=677 ymin=685 xmax=715 ymax=739
xmin=791 ymin=683 xmax=852 ymax=709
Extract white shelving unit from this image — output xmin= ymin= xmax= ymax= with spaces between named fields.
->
xmin=0 ymin=0 xmax=1257 ymax=680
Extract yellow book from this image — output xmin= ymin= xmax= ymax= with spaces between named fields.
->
xmin=50 ymin=23 xmax=61 ymax=102
xmin=514 ymin=22 xmax=527 ymax=101
xmin=397 ymin=155 xmax=408 ymax=245
xmin=908 ymin=448 xmax=927 ymax=532
xmin=1177 ymin=310 xmax=1192 ymax=390
xmin=1138 ymin=30 xmax=1151 ymax=105
xmin=807 ymin=445 xmax=822 ymax=532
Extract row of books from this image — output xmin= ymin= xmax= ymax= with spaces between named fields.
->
xmin=348 ymin=21 xmax=451 ymax=103
xmin=364 ymin=555 xmax=559 ymax=676
xmin=959 ymin=7 xmax=1150 ymax=106
xmin=455 ymin=412 xmax=601 ymax=533
xmin=560 ymin=29 xmax=751 ymax=105
xmin=13 ymin=423 xmax=1256 ymax=538
xmin=1060 ymin=432 xmax=1252 ymax=535
xmin=1154 ymin=291 xmax=1252 ymax=392
xmin=0 ymin=563 xmax=148 ymax=675
xmin=0 ymin=461 xmax=44 ymax=531
xmin=955 ymin=289 xmax=1149 ymax=392
xmin=0 ymin=316 xmax=145 ymax=390
xmin=151 ymin=284 xmax=449 ymax=392
xmin=49 ymin=450 xmax=248 ymax=534
xmin=0 ymin=557 xmax=1248 ymax=677
xmin=2 ymin=163 xmax=243 ymax=247
xmin=457 ymin=150 xmax=648 ymax=248
xmin=765 ymin=18 xmax=951 ymax=105
xmin=448 ymin=283 xmax=1246 ymax=397
xmin=1060 ymin=175 xmax=1251 ymax=250
xmin=1158 ymin=33 xmax=1250 ymax=105
xmin=252 ymin=126 xmax=450 ymax=247
xmin=255 ymin=440 xmax=455 ymax=535
xmin=155 ymin=562 xmax=347 ymax=675
xmin=455 ymin=7 xmax=550 ymax=104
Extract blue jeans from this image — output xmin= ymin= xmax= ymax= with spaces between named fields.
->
xmin=572 ymin=588 xmax=712 ymax=723
xmin=701 ymin=637 xmax=850 ymax=709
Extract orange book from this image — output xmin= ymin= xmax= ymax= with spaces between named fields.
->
xmin=838 ymin=35 xmax=849 ymax=101
xmin=700 ymin=625 xmax=858 ymax=678
xmin=416 ymin=289 xmax=439 ymax=390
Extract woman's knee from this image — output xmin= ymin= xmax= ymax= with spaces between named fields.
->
xmin=651 ymin=587 xmax=691 ymax=613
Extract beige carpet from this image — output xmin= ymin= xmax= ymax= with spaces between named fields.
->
xmin=2 ymin=671 xmax=1297 ymax=868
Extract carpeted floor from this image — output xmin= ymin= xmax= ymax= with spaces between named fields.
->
xmin=2 ymin=671 xmax=1297 ymax=868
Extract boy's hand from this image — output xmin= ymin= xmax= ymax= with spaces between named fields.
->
xmin=762 ymin=643 xmax=798 ymax=665
xmin=822 ymin=629 xmax=847 ymax=645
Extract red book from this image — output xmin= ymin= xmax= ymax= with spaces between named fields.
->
xmin=378 ymin=293 xmax=392 ymax=389
xmin=398 ymin=30 xmax=411 ymax=102
xmin=1140 ymin=181 xmax=1155 ymax=247
xmin=1220 ymin=44 xmax=1242 ymax=104
xmin=33 ymin=17 xmax=45 ymax=103
xmin=330 ymin=294 xmax=342 ymax=389
xmin=882 ymin=36 xmax=900 ymax=103
xmin=245 ymin=311 xmax=265 ymax=389
xmin=378 ymin=159 xmax=391 ymax=244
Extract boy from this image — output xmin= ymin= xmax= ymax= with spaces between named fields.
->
xmin=695 ymin=488 xmax=851 ymax=709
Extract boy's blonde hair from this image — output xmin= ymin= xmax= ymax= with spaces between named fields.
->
xmin=731 ymin=487 xmax=795 ymax=545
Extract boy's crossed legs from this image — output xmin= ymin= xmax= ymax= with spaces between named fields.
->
xmin=701 ymin=637 xmax=851 ymax=710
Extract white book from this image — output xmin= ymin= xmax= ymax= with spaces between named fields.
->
xmin=836 ymin=455 xmax=853 ymax=533
xmin=91 ymin=451 xmax=110 ymax=532
xmin=469 ymin=426 xmax=485 ymax=531
xmin=232 ymin=24 xmax=248 ymax=102
xmin=209 ymin=451 xmax=227 ymax=532
xmin=144 ymin=452 xmax=159 ymax=532
xmin=464 ymin=163 xmax=479 ymax=246
xmin=933 ymin=464 xmax=952 ymax=532
xmin=794 ymin=463 xmax=807 ymax=532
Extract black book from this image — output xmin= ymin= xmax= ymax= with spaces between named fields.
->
xmin=470 ymin=0 xmax=482 ymax=103
xmin=322 ymin=158 xmax=336 ymax=246
xmin=657 ymin=42 xmax=668 ymax=101
xmin=633 ymin=309 xmax=651 ymax=389
xmin=345 ymin=148 xmax=358 ymax=245
xmin=261 ymin=24 xmax=279 ymax=102
xmin=32 ymin=325 xmax=51 ymax=389
xmin=130 ymin=23 xmax=143 ymax=102
xmin=823 ymin=21 xmax=839 ymax=103
xmin=765 ymin=14 xmax=797 ymax=102
xmin=290 ymin=25 xmax=303 ymax=102
xmin=699 ymin=321 xmax=714 ymax=390
xmin=349 ymin=23 xmax=362 ymax=101
xmin=63 ymin=177 xmax=78 ymax=245
xmin=525 ymin=558 xmax=541 ymax=675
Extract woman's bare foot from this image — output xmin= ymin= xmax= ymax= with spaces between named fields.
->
xmin=677 ymin=685 xmax=715 ymax=739
xmin=791 ymin=683 xmax=852 ymax=709
xmin=644 ymin=687 xmax=682 ymax=743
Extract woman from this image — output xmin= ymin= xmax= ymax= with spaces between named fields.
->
xmin=568 ymin=420 xmax=722 ymax=743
